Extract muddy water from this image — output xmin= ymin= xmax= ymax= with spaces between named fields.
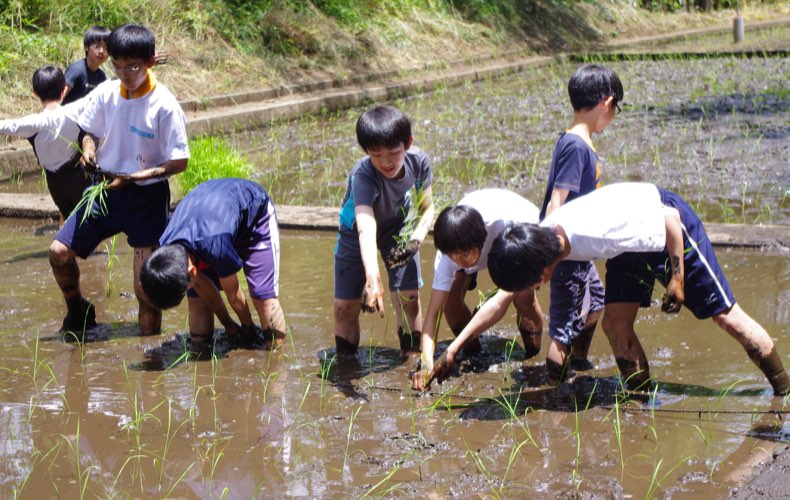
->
xmin=228 ymin=56 xmax=789 ymax=225
xmin=0 ymin=219 xmax=787 ymax=498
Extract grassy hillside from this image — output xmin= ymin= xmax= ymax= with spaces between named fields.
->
xmin=0 ymin=0 xmax=787 ymax=116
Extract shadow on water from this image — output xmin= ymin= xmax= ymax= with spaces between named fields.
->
xmin=318 ymin=345 xmax=410 ymax=400
xmin=131 ymin=327 xmax=279 ymax=371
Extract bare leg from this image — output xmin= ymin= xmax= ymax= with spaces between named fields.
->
xmin=570 ymin=308 xmax=602 ymax=370
xmin=602 ymin=302 xmax=652 ymax=391
xmin=391 ymin=289 xmax=422 ymax=355
xmin=546 ymin=338 xmax=571 ymax=383
xmin=713 ymin=303 xmax=789 ymax=396
xmin=251 ymin=297 xmax=287 ymax=350
xmin=134 ymin=246 xmax=161 ymax=335
xmin=334 ymin=298 xmax=361 ymax=355
xmin=188 ymin=296 xmax=215 ymax=341
xmin=444 ymin=273 xmax=481 ymax=354
xmin=513 ymin=287 xmax=543 ymax=359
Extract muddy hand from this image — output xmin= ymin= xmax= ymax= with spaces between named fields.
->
xmin=661 ymin=277 xmax=685 ymax=314
xmin=360 ymin=276 xmax=385 ymax=316
xmin=411 ymin=369 xmax=432 ymax=392
xmin=385 ymin=239 xmax=420 ymax=269
xmin=431 ymin=350 xmax=454 ymax=383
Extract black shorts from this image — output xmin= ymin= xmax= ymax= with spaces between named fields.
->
xmin=45 ymin=162 xmax=91 ymax=217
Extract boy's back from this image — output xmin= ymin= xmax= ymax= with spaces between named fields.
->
xmin=539 ymin=132 xmax=600 ymax=220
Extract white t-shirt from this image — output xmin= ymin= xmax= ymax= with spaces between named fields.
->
xmin=0 ymin=100 xmax=85 ymax=172
xmin=78 ymin=79 xmax=189 ymax=186
xmin=541 ymin=182 xmax=666 ymax=261
xmin=432 ymin=189 xmax=540 ymax=292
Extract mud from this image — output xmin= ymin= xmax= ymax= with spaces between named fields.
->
xmin=0 ymin=220 xmax=787 ymax=497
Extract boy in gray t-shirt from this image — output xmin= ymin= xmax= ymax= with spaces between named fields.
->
xmin=334 ymin=106 xmax=434 ymax=357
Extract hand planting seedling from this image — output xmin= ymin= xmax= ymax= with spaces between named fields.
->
xmin=384 ymin=239 xmax=420 ymax=269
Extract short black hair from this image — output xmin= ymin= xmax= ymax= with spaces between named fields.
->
xmin=140 ymin=245 xmax=190 ymax=310
xmin=32 ymin=65 xmax=65 ymax=102
xmin=107 ymin=24 xmax=155 ymax=61
xmin=568 ymin=64 xmax=624 ymax=112
xmin=488 ymin=223 xmax=562 ymax=292
xmin=356 ymin=106 xmax=412 ymax=151
xmin=433 ymin=205 xmax=487 ymax=254
xmin=83 ymin=25 xmax=110 ymax=50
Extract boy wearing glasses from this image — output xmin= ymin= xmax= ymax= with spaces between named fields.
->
xmin=62 ymin=26 xmax=111 ymax=105
xmin=49 ymin=24 xmax=189 ymax=338
xmin=539 ymin=64 xmax=623 ymax=383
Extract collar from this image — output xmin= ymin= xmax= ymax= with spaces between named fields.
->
xmin=120 ymin=69 xmax=157 ymax=99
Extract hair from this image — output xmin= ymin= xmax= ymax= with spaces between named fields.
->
xmin=356 ymin=106 xmax=412 ymax=151
xmin=107 ymin=24 xmax=155 ymax=61
xmin=83 ymin=25 xmax=111 ymax=50
xmin=487 ymin=223 xmax=562 ymax=292
xmin=140 ymin=245 xmax=190 ymax=310
xmin=433 ymin=205 xmax=487 ymax=254
xmin=32 ymin=65 xmax=66 ymax=102
xmin=568 ymin=64 xmax=624 ymax=112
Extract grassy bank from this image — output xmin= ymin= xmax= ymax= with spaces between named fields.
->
xmin=0 ymin=0 xmax=788 ymax=116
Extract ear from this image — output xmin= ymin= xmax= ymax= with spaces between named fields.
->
xmin=186 ymin=257 xmax=198 ymax=288
xmin=405 ymin=135 xmax=414 ymax=150
xmin=602 ymin=95 xmax=614 ymax=110
xmin=145 ymin=55 xmax=157 ymax=69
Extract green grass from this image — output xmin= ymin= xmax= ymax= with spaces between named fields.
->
xmin=174 ymin=136 xmax=253 ymax=197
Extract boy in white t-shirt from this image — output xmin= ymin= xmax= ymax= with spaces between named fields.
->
xmin=412 ymin=189 xmax=544 ymax=390
xmin=49 ymin=24 xmax=189 ymax=339
xmin=478 ymin=183 xmax=788 ymax=396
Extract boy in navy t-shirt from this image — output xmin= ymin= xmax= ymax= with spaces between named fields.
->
xmin=62 ymin=26 xmax=110 ymax=105
xmin=141 ymin=178 xmax=286 ymax=349
xmin=539 ymin=64 xmax=623 ymax=383
xmin=333 ymin=106 xmax=435 ymax=357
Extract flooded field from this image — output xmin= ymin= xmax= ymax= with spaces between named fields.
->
xmin=228 ymin=55 xmax=788 ymax=225
xmin=0 ymin=219 xmax=787 ymax=498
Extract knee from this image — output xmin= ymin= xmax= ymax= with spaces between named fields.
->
xmin=49 ymin=240 xmax=71 ymax=267
xmin=334 ymin=299 xmax=358 ymax=323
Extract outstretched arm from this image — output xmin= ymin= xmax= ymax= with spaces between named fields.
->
xmin=190 ymin=272 xmax=241 ymax=334
xmin=662 ymin=206 xmax=685 ymax=313
xmin=418 ymin=289 xmax=513 ymax=390
xmin=356 ymin=205 xmax=385 ymax=316
xmin=219 ymin=273 xmax=255 ymax=333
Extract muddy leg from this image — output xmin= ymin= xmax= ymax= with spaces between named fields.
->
xmin=252 ymin=297 xmax=287 ymax=350
xmin=602 ymin=302 xmax=652 ymax=391
xmin=570 ymin=308 xmax=602 ymax=371
xmin=50 ymin=240 xmax=95 ymax=334
xmin=514 ymin=287 xmax=543 ymax=359
xmin=445 ymin=273 xmax=481 ymax=355
xmin=391 ymin=289 xmax=422 ymax=357
xmin=334 ymin=298 xmax=361 ymax=355
xmin=713 ymin=303 xmax=790 ymax=396
xmin=134 ymin=246 xmax=161 ymax=336
xmin=546 ymin=338 xmax=573 ymax=384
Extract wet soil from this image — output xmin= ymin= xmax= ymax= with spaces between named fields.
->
xmin=0 ymin=220 xmax=787 ymax=498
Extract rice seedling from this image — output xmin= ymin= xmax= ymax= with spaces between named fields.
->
xmin=60 ymin=420 xmax=100 ymax=500
xmin=175 ymin=136 xmax=253 ymax=198
xmin=70 ymin=178 xmax=110 ymax=226
xmin=341 ymin=404 xmax=363 ymax=475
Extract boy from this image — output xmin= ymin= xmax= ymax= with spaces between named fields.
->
xmin=539 ymin=64 xmax=623 ymax=382
xmin=62 ymin=26 xmax=111 ymax=105
xmin=0 ymin=65 xmax=91 ymax=224
xmin=412 ymin=189 xmax=544 ymax=391
xmin=334 ymin=106 xmax=435 ymax=357
xmin=480 ymin=182 xmax=788 ymax=396
xmin=49 ymin=24 xmax=189 ymax=338
xmin=140 ymin=178 xmax=286 ymax=349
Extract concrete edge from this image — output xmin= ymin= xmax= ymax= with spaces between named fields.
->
xmin=2 ymin=194 xmax=787 ymax=252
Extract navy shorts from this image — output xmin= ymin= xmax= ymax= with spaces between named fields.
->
xmin=548 ymin=260 xmax=605 ymax=345
xmin=604 ymin=189 xmax=735 ymax=319
xmin=188 ymin=199 xmax=280 ymax=300
xmin=333 ymin=232 xmax=422 ymax=300
xmin=55 ymin=180 xmax=170 ymax=259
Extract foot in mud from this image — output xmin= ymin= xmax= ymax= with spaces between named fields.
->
xmin=569 ymin=357 xmax=594 ymax=371
xmin=397 ymin=327 xmax=421 ymax=359
xmin=546 ymin=358 xmax=576 ymax=385
xmin=60 ymin=298 xmax=97 ymax=341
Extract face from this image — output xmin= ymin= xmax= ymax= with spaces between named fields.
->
xmin=448 ymin=248 xmax=481 ymax=269
xmin=111 ymin=56 xmax=153 ymax=93
xmin=86 ymin=41 xmax=108 ymax=67
xmin=366 ymin=136 xmax=413 ymax=179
